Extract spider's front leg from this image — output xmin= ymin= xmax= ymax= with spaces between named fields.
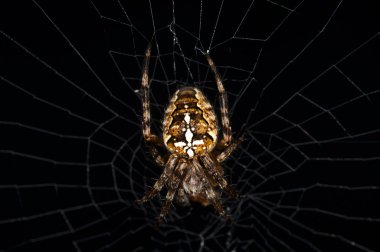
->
xmin=191 ymin=159 xmax=232 ymax=222
xmin=200 ymin=154 xmax=239 ymax=199
xmin=156 ymin=161 xmax=188 ymax=225
xmin=135 ymin=155 xmax=178 ymax=205
xmin=205 ymin=185 xmax=232 ymax=223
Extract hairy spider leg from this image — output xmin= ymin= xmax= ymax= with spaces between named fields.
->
xmin=206 ymin=54 xmax=232 ymax=146
xmin=135 ymin=155 xmax=178 ymax=204
xmin=191 ymin=158 xmax=231 ymax=221
xmin=141 ymin=42 xmax=165 ymax=166
xmin=141 ymin=42 xmax=153 ymax=141
xmin=147 ymin=144 xmax=165 ymax=167
xmin=215 ymin=135 xmax=244 ymax=163
xmin=200 ymin=154 xmax=239 ymax=199
xmin=157 ymin=161 xmax=188 ymax=225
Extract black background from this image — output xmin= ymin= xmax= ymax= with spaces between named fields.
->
xmin=1 ymin=0 xmax=380 ymax=251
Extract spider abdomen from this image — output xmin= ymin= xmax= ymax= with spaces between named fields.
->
xmin=163 ymin=87 xmax=218 ymax=158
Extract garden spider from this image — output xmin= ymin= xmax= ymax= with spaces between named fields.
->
xmin=136 ymin=43 xmax=243 ymax=224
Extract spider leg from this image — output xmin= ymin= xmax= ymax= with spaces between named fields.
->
xmin=147 ymin=144 xmax=165 ymax=167
xmin=191 ymin=159 xmax=231 ymax=222
xmin=215 ymin=135 xmax=244 ymax=163
xmin=156 ymin=161 xmax=187 ymax=225
xmin=205 ymin=186 xmax=232 ymax=222
xmin=135 ymin=155 xmax=178 ymax=205
xmin=141 ymin=42 xmax=162 ymax=145
xmin=200 ymin=154 xmax=239 ymax=199
xmin=206 ymin=54 xmax=232 ymax=146
xmin=141 ymin=42 xmax=166 ymax=166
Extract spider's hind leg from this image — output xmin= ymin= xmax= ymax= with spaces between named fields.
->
xmin=141 ymin=42 xmax=163 ymax=146
xmin=147 ymin=144 xmax=166 ymax=167
xmin=206 ymin=53 xmax=232 ymax=146
xmin=215 ymin=135 xmax=244 ymax=163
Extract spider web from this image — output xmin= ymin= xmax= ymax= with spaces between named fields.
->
xmin=1 ymin=0 xmax=380 ymax=251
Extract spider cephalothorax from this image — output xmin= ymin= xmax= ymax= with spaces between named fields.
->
xmin=136 ymin=43 xmax=243 ymax=224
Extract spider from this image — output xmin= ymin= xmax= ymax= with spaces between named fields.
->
xmin=136 ymin=43 xmax=243 ymax=224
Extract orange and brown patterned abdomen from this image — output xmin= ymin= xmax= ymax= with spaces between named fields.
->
xmin=163 ymin=87 xmax=218 ymax=158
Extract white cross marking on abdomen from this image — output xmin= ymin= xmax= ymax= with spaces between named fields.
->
xmin=173 ymin=111 xmax=206 ymax=158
